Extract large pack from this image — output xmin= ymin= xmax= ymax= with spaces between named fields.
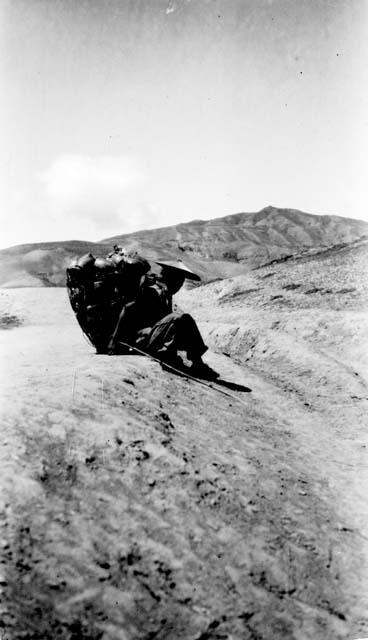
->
xmin=66 ymin=248 xmax=150 ymax=353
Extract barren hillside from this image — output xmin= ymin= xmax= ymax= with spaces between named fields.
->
xmin=105 ymin=206 xmax=368 ymax=262
xmin=1 ymin=206 xmax=367 ymax=288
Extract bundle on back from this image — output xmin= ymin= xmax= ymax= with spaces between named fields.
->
xmin=66 ymin=248 xmax=150 ymax=353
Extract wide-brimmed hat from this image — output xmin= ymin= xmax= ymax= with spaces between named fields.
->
xmin=155 ymin=259 xmax=201 ymax=281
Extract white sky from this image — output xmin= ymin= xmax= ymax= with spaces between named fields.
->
xmin=1 ymin=0 xmax=367 ymax=249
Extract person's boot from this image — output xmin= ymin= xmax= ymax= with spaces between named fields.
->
xmin=189 ymin=359 xmax=219 ymax=380
xmin=157 ymin=348 xmax=186 ymax=371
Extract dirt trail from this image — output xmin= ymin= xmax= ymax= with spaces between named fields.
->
xmin=0 ymin=288 xmax=367 ymax=640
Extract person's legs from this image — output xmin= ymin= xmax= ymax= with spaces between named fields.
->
xmin=175 ymin=313 xmax=208 ymax=360
xmin=167 ymin=313 xmax=219 ymax=379
xmin=139 ymin=312 xmax=182 ymax=358
xmin=140 ymin=312 xmax=219 ymax=378
xmin=110 ymin=309 xmax=218 ymax=378
xmin=141 ymin=312 xmax=207 ymax=360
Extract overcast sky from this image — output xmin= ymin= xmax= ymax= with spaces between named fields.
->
xmin=1 ymin=0 xmax=367 ymax=249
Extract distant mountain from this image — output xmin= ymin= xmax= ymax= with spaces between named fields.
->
xmin=104 ymin=206 xmax=368 ymax=261
xmin=1 ymin=206 xmax=367 ymax=287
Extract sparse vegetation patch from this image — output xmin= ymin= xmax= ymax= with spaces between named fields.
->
xmin=0 ymin=313 xmax=23 ymax=329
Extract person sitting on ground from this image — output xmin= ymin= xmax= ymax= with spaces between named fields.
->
xmin=108 ymin=259 xmax=219 ymax=379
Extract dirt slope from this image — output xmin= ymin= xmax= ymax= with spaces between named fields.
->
xmin=0 ymin=268 xmax=367 ymax=639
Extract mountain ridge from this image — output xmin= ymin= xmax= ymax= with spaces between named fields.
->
xmin=1 ymin=206 xmax=367 ymax=287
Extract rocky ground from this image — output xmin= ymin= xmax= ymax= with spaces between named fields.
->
xmin=0 ymin=240 xmax=367 ymax=639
